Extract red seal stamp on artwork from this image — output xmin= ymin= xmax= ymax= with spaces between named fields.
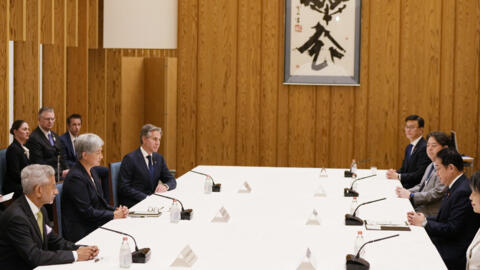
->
xmin=295 ymin=24 xmax=302 ymax=32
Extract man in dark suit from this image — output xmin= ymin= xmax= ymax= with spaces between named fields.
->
xmin=119 ymin=124 xmax=177 ymax=208
xmin=26 ymin=107 xmax=69 ymax=181
xmin=0 ymin=164 xmax=98 ymax=269
xmin=408 ymin=148 xmax=480 ymax=270
xmin=60 ymin=114 xmax=110 ymax=201
xmin=62 ymin=133 xmax=128 ymax=242
xmin=387 ymin=114 xmax=430 ymax=188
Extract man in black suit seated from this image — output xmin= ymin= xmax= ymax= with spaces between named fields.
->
xmin=62 ymin=133 xmax=128 ymax=242
xmin=119 ymin=124 xmax=177 ymax=208
xmin=26 ymin=107 xmax=69 ymax=181
xmin=0 ymin=164 xmax=99 ymax=269
xmin=60 ymin=114 xmax=110 ymax=201
xmin=408 ymin=148 xmax=480 ymax=270
xmin=386 ymin=114 xmax=430 ymax=188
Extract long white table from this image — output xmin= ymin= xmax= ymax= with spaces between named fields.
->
xmin=37 ymin=166 xmax=447 ymax=269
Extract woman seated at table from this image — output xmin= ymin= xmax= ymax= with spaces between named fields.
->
xmin=395 ymin=131 xmax=449 ymax=217
xmin=467 ymin=171 xmax=480 ymax=269
xmin=61 ymin=133 xmax=128 ymax=242
xmin=4 ymin=120 xmax=31 ymax=199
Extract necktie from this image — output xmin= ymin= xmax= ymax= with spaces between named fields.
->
xmin=406 ymin=144 xmax=413 ymax=160
xmin=147 ymin=155 xmax=154 ymax=179
xmin=37 ymin=211 xmax=44 ymax=240
xmin=48 ymin=132 xmax=55 ymax=146
xmin=419 ymin=165 xmax=434 ymax=192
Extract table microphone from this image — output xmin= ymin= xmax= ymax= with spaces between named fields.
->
xmin=345 ymin=198 xmax=386 ymax=226
xmin=346 ymin=234 xmax=399 ymax=270
xmin=190 ymin=170 xmax=221 ymax=192
xmin=152 ymin=193 xmax=193 ymax=220
xmin=344 ymin=174 xmax=376 ymax=197
xmin=344 ymin=159 xmax=371 ymax=177
xmin=99 ymin=226 xmax=151 ymax=263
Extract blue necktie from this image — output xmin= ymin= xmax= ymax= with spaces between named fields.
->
xmin=147 ymin=155 xmax=154 ymax=181
xmin=48 ymin=133 xmax=55 ymax=146
xmin=419 ymin=165 xmax=434 ymax=192
xmin=406 ymin=144 xmax=413 ymax=160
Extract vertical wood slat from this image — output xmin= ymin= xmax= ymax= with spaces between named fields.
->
xmin=315 ymin=87 xmax=330 ymax=167
xmin=453 ymin=0 xmax=480 ymax=159
xmin=235 ymin=0 xmax=261 ymax=166
xmin=329 ymin=87 xmax=354 ymax=168
xmin=177 ymin=0 xmax=198 ymax=173
xmin=88 ymin=49 xmax=106 ymax=164
xmin=14 ymin=0 xmax=40 ymax=127
xmin=87 ymin=0 xmax=97 ymax=48
xmin=43 ymin=0 xmax=66 ymax=134
xmin=66 ymin=0 xmax=77 ymax=46
xmin=66 ymin=0 xmax=87 ymax=127
xmin=40 ymin=0 xmax=54 ymax=44
xmin=106 ymin=49 xmax=122 ymax=163
xmin=0 ymin=0 xmax=8 ymax=148
xmin=439 ymin=0 xmax=455 ymax=132
xmin=9 ymin=0 xmax=25 ymax=41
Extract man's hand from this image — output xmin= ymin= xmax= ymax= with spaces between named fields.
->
xmin=155 ymin=183 xmax=168 ymax=193
xmin=407 ymin=211 xmax=425 ymax=226
xmin=395 ymin=186 xmax=411 ymax=199
xmin=76 ymin=246 xmax=99 ymax=261
xmin=114 ymin=205 xmax=129 ymax=219
xmin=386 ymin=169 xmax=399 ymax=180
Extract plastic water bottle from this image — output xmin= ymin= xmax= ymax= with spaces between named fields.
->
xmin=204 ymin=176 xmax=213 ymax=194
xmin=119 ymin=236 xmax=132 ymax=268
xmin=170 ymin=200 xmax=181 ymax=223
xmin=351 ymin=159 xmax=358 ymax=175
xmin=350 ymin=197 xmax=358 ymax=215
xmin=354 ymin=231 xmax=365 ymax=257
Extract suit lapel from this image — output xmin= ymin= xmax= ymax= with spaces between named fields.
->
xmin=20 ymin=197 xmax=44 ymax=247
xmin=136 ymin=149 xmax=153 ymax=189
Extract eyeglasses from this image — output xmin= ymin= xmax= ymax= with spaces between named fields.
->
xmin=42 ymin=117 xmax=55 ymax=122
xmin=404 ymin=125 xmax=418 ymax=130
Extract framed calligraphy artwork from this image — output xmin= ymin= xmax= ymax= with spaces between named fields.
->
xmin=284 ymin=0 xmax=361 ymax=85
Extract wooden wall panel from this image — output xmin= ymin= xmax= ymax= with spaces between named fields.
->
xmin=40 ymin=0 xmax=54 ymax=44
xmin=177 ymin=0 xmax=198 ymax=173
xmin=329 ymin=87 xmax=354 ymax=168
xmin=9 ymin=0 xmax=25 ymax=41
xmin=314 ymin=87 xmax=330 ymax=168
xmin=14 ymin=0 xmax=40 ymax=127
xmin=66 ymin=0 xmax=87 ymax=127
xmin=106 ymin=49 xmax=122 ymax=163
xmin=0 ymin=0 xmax=8 ymax=148
xmin=196 ymin=0 xmax=237 ymax=166
xmin=66 ymin=0 xmax=77 ymax=46
xmin=43 ymin=0 xmax=66 ymax=135
xmin=236 ymin=0 xmax=261 ymax=166
xmin=87 ymin=0 xmax=98 ymax=48
xmin=439 ymin=0 xmax=455 ymax=132
xmin=453 ymin=0 xmax=480 ymax=158
xmin=259 ymin=0 xmax=279 ymax=166
xmin=88 ymin=49 xmax=106 ymax=164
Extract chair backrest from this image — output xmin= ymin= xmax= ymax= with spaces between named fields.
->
xmin=53 ymin=182 xmax=63 ymax=237
xmin=0 ymin=148 xmax=7 ymax=194
xmin=109 ymin=162 xmax=121 ymax=208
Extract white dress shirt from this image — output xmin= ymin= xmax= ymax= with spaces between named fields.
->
xmin=467 ymin=228 xmax=480 ymax=270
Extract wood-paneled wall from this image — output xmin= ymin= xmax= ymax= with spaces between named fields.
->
xmin=176 ymin=0 xmax=480 ymax=176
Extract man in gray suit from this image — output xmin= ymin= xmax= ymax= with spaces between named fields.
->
xmin=396 ymin=131 xmax=450 ymax=217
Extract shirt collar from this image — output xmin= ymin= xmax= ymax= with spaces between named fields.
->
xmin=410 ymin=136 xmax=422 ymax=148
xmin=69 ymin=131 xmax=78 ymax=142
xmin=25 ymin=195 xmax=40 ymax=219
xmin=38 ymin=126 xmax=51 ymax=138
xmin=449 ymin=173 xmax=463 ymax=189
xmin=140 ymin=146 xmax=151 ymax=158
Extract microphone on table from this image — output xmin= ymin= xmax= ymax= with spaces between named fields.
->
xmin=344 ymin=159 xmax=371 ymax=177
xmin=55 ymin=148 xmax=61 ymax=183
xmin=152 ymin=193 xmax=193 ymax=220
xmin=345 ymin=198 xmax=386 ymax=226
xmin=344 ymin=174 xmax=376 ymax=197
xmin=346 ymin=234 xmax=399 ymax=270
xmin=99 ymin=226 xmax=151 ymax=263
xmin=190 ymin=170 xmax=221 ymax=192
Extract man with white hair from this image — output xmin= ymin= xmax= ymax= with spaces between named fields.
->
xmin=0 ymin=164 xmax=99 ymax=269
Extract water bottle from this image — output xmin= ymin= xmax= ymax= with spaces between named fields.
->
xmin=354 ymin=231 xmax=365 ymax=257
xmin=204 ymin=176 xmax=213 ymax=194
xmin=170 ymin=200 xmax=181 ymax=223
xmin=119 ymin=236 xmax=132 ymax=268
xmin=351 ymin=159 xmax=358 ymax=175
xmin=350 ymin=197 xmax=358 ymax=215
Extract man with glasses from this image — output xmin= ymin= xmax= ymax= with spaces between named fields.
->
xmin=26 ymin=107 xmax=69 ymax=181
xmin=386 ymin=114 xmax=430 ymax=188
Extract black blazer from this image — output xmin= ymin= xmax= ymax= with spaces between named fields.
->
xmin=119 ymin=148 xmax=176 ymax=208
xmin=59 ymin=132 xmax=76 ymax=168
xmin=61 ymin=162 xmax=114 ymax=243
xmin=25 ymin=127 xmax=69 ymax=177
xmin=426 ymin=174 xmax=480 ymax=270
xmin=0 ymin=196 xmax=78 ymax=270
xmin=4 ymin=139 xmax=30 ymax=198
xmin=397 ymin=137 xmax=430 ymax=188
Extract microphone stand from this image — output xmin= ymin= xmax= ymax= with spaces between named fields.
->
xmin=99 ymin=226 xmax=151 ymax=263
xmin=152 ymin=193 xmax=193 ymax=220
xmin=344 ymin=174 xmax=376 ymax=197
xmin=346 ymin=234 xmax=399 ymax=270
xmin=345 ymin=198 xmax=386 ymax=226
xmin=190 ymin=170 xmax=222 ymax=192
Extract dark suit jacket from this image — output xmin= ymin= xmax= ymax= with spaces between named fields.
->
xmin=26 ymin=127 xmax=69 ymax=177
xmin=119 ymin=148 xmax=176 ymax=208
xmin=397 ymin=137 xmax=430 ymax=189
xmin=0 ymin=196 xmax=78 ymax=270
xmin=59 ymin=132 xmax=76 ymax=168
xmin=62 ymin=162 xmax=114 ymax=243
xmin=4 ymin=139 xmax=30 ymax=198
xmin=426 ymin=174 xmax=480 ymax=270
